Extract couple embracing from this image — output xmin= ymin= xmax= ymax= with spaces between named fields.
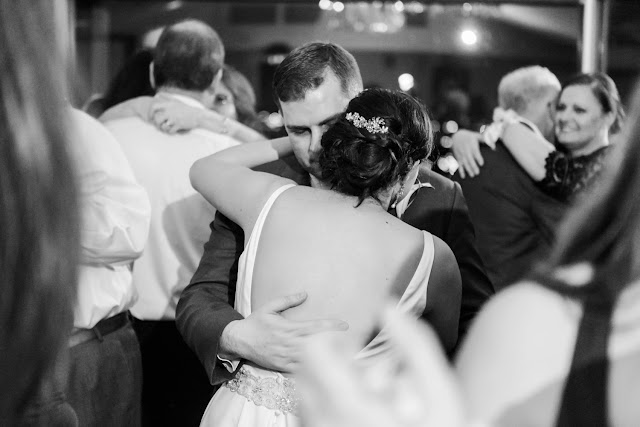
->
xmin=177 ymin=42 xmax=492 ymax=426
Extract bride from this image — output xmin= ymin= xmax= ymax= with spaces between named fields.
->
xmin=191 ymin=88 xmax=461 ymax=426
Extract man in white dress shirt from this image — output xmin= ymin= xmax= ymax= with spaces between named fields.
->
xmin=67 ymin=108 xmax=151 ymax=426
xmin=103 ymin=20 xmax=239 ymax=427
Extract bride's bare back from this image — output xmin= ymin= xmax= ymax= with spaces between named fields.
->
xmin=251 ymin=185 xmax=427 ymax=351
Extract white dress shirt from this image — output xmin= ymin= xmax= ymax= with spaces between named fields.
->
xmin=70 ymin=109 xmax=151 ymax=329
xmin=104 ymin=94 xmax=240 ymax=320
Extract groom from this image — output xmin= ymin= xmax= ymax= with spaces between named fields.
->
xmin=176 ymin=42 xmax=493 ymax=386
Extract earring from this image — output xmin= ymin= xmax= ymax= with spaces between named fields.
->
xmin=391 ymin=183 xmax=405 ymax=209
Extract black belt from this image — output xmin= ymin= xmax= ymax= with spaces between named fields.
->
xmin=69 ymin=311 xmax=131 ymax=347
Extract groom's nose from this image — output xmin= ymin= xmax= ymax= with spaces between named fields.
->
xmin=309 ymin=127 xmax=323 ymax=154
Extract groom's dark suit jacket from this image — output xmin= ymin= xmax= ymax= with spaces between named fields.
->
xmin=176 ymin=155 xmax=493 ymax=385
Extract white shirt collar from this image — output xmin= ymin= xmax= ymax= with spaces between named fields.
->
xmin=395 ymin=180 xmax=434 ymax=219
xmin=482 ymin=107 xmax=545 ymax=149
xmin=161 ymin=92 xmax=206 ymax=110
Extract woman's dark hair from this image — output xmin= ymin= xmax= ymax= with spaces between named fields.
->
xmin=562 ymin=72 xmax=625 ymax=134
xmin=319 ymin=88 xmax=433 ymax=205
xmin=101 ymin=48 xmax=156 ymax=113
xmin=221 ymin=65 xmax=266 ymax=134
xmin=537 ymin=80 xmax=640 ymax=299
xmin=0 ymin=0 xmax=79 ymax=421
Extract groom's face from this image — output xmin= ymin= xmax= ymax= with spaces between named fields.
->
xmin=280 ymin=72 xmax=351 ymax=179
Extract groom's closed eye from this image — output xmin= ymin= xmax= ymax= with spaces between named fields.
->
xmin=288 ymin=127 xmax=310 ymax=136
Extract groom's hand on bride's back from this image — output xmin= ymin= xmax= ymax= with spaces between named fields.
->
xmin=218 ymin=291 xmax=349 ymax=372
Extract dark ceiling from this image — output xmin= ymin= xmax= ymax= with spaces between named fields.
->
xmin=75 ymin=1 xmax=640 ymax=60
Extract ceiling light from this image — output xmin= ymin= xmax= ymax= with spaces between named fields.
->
xmin=398 ymin=73 xmax=415 ymax=91
xmin=165 ymin=1 xmax=183 ymax=11
xmin=444 ymin=120 xmax=459 ymax=134
xmin=318 ymin=0 xmax=332 ymax=11
xmin=460 ymin=29 xmax=478 ymax=46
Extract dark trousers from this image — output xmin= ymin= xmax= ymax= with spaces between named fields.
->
xmin=132 ymin=318 xmax=213 ymax=427
xmin=16 ymin=352 xmax=78 ymax=427
xmin=66 ymin=315 xmax=142 ymax=427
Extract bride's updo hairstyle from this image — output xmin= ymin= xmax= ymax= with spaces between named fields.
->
xmin=319 ymin=88 xmax=433 ymax=204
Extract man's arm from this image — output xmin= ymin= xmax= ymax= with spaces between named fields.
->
xmin=149 ymin=94 xmax=266 ymax=143
xmin=175 ymin=211 xmax=244 ymax=385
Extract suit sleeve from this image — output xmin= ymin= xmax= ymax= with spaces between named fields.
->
xmin=175 ymin=211 xmax=245 ymax=385
xmin=445 ymin=182 xmax=495 ymax=341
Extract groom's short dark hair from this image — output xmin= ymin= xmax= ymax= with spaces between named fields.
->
xmin=272 ymin=42 xmax=363 ymax=108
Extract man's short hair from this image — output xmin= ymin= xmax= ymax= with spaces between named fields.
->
xmin=153 ymin=19 xmax=224 ymax=92
xmin=498 ymin=66 xmax=561 ymax=114
xmin=272 ymin=42 xmax=363 ymax=107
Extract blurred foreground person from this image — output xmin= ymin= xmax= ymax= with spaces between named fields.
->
xmin=299 ymin=309 xmax=465 ymax=427
xmin=0 ymin=0 xmax=79 ymax=424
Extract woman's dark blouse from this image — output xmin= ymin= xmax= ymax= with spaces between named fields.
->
xmin=539 ymin=145 xmax=611 ymax=201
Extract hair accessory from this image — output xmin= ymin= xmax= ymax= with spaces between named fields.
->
xmin=346 ymin=112 xmax=388 ymax=134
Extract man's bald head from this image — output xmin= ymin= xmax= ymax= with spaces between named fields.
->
xmin=153 ymin=19 xmax=225 ymax=92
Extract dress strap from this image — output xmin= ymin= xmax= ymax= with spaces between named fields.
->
xmin=235 ymin=183 xmax=296 ymax=317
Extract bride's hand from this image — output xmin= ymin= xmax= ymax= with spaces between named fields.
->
xmin=298 ymin=308 xmax=466 ymax=427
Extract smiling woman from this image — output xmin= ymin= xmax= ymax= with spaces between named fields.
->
xmin=539 ymin=73 xmax=623 ymax=199
xmin=555 ymin=73 xmax=624 ymax=156
xmin=497 ymin=72 xmax=625 ymax=201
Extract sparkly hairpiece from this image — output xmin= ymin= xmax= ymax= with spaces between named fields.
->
xmin=345 ymin=112 xmax=389 ymax=134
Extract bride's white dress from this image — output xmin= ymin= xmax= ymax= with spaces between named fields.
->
xmin=200 ymin=184 xmax=435 ymax=426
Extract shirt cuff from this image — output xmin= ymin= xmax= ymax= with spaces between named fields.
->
xmin=217 ymin=355 xmax=241 ymax=373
